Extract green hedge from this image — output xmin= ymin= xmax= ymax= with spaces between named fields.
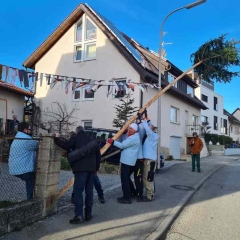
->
xmin=204 ymin=133 xmax=233 ymax=145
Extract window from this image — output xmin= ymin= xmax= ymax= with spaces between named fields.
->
xmin=73 ymin=87 xmax=81 ymax=101
xmin=214 ymin=116 xmax=218 ymax=130
xmin=114 ymin=79 xmax=127 ymax=98
xmin=192 ymin=115 xmax=198 ymax=126
xmin=167 ymin=73 xmax=177 ymax=87
xmin=83 ymin=89 xmax=95 ymax=100
xmin=74 ymin=16 xmax=97 ymax=62
xmin=82 ymin=120 xmax=92 ymax=128
xmin=214 ymin=97 xmax=218 ymax=111
xmin=201 ymin=115 xmax=208 ymax=124
xmin=75 ymin=45 xmax=82 ymax=61
xmin=187 ymin=86 xmax=194 ymax=97
xmin=201 ymin=94 xmax=208 ymax=102
xmin=223 ymin=119 xmax=228 ymax=134
xmin=170 ymin=107 xmax=179 ymax=123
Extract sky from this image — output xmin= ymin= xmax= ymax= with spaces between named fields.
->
xmin=0 ymin=0 xmax=239 ymax=113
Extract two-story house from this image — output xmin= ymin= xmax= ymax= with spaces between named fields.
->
xmin=22 ymin=3 xmax=207 ymax=158
xmin=224 ymin=109 xmax=240 ymax=142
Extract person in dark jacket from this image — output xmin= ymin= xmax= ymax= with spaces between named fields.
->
xmin=54 ymin=126 xmax=101 ymax=224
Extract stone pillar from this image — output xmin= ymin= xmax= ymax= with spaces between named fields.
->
xmin=35 ymin=134 xmax=62 ymax=217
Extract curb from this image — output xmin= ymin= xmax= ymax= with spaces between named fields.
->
xmin=145 ymin=164 xmax=226 ymax=240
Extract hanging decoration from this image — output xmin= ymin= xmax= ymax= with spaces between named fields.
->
xmin=0 ymin=63 xmax=162 ymax=96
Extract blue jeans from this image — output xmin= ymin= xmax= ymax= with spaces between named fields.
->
xmin=15 ymin=172 xmax=35 ymax=199
xmin=94 ymin=175 xmax=104 ymax=198
xmin=73 ymin=172 xmax=95 ymax=217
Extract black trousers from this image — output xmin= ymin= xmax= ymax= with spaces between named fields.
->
xmin=121 ymin=163 xmax=132 ymax=200
xmin=129 ymin=159 xmax=144 ymax=197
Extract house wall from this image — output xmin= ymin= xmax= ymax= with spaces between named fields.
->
xmin=233 ymin=109 xmax=240 ymax=121
xmin=0 ymin=90 xmax=25 ymax=131
xmin=229 ymin=123 xmax=240 ymax=142
xmin=195 ymin=84 xmax=228 ymax=135
xmin=34 ymin=13 xmax=141 ymax=131
xmin=142 ymin=87 xmax=201 ymax=156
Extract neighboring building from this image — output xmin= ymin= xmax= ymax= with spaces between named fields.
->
xmin=0 ymin=80 xmax=34 ymax=133
xmin=224 ymin=109 xmax=240 ymax=142
xmin=22 ymin=3 xmax=207 ymax=158
xmin=189 ymin=71 xmax=228 ymax=136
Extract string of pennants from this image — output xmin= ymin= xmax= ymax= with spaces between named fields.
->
xmin=0 ymin=63 xmax=161 ymax=96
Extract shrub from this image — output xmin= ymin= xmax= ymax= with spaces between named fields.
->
xmin=205 ymin=133 xmax=233 ymax=145
xmin=168 ymin=155 xmax=174 ymax=160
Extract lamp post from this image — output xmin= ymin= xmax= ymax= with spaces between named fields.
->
xmin=157 ymin=0 xmax=206 ymax=170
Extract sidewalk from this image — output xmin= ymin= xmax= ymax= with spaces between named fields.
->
xmin=2 ymin=155 xmax=239 ymax=240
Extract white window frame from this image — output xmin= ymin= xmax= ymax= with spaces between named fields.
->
xmin=72 ymin=80 xmax=81 ymax=101
xmin=82 ymin=120 xmax=93 ymax=128
xmin=187 ymin=85 xmax=194 ymax=97
xmin=168 ymin=73 xmax=177 ymax=87
xmin=192 ymin=115 xmax=198 ymax=126
xmin=82 ymin=87 xmax=95 ymax=101
xmin=113 ymin=79 xmax=127 ymax=99
xmin=170 ymin=107 xmax=179 ymax=124
xmin=74 ymin=15 xmax=97 ymax=62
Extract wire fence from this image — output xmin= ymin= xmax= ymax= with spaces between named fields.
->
xmin=0 ymin=136 xmax=40 ymax=207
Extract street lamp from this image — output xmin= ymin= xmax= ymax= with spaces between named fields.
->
xmin=157 ymin=0 xmax=206 ymax=170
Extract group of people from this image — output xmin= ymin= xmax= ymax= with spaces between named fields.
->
xmin=107 ymin=110 xmax=158 ymax=204
xmin=7 ymin=110 xmax=203 ymax=225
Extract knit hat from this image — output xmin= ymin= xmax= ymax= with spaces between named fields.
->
xmin=129 ymin=123 xmax=138 ymax=132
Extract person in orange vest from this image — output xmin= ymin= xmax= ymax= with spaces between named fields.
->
xmin=189 ymin=132 xmax=203 ymax=173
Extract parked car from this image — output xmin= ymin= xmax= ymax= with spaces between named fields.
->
xmin=85 ymin=127 xmax=165 ymax=168
xmin=85 ymin=127 xmax=121 ymax=165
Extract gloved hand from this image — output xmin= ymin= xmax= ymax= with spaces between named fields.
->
xmin=107 ymin=138 xmax=114 ymax=145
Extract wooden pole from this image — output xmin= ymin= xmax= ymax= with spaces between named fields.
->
xmin=56 ymin=61 xmax=203 ymax=200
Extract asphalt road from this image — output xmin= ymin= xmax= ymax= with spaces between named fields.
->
xmin=163 ymin=158 xmax=240 ymax=240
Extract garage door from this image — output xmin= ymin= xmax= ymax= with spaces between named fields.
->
xmin=170 ymin=136 xmax=181 ymax=159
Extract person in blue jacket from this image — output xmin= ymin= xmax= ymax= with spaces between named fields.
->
xmin=8 ymin=122 xmax=38 ymax=199
xmin=142 ymin=118 xmax=158 ymax=201
xmin=107 ymin=123 xmax=140 ymax=204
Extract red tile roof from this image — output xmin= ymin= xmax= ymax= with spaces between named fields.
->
xmin=0 ymin=81 xmax=34 ymax=97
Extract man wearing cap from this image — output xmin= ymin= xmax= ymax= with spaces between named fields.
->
xmin=189 ymin=132 xmax=203 ymax=173
xmin=107 ymin=123 xmax=140 ymax=204
xmin=141 ymin=117 xmax=158 ymax=202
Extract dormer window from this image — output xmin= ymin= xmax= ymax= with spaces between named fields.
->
xmin=74 ymin=15 xmax=97 ymax=62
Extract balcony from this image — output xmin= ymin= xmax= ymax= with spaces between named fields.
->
xmin=185 ymin=124 xmax=203 ymax=137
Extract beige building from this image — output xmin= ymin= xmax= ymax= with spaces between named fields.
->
xmin=23 ymin=3 xmax=207 ymax=158
xmin=0 ymin=81 xmax=34 ymax=133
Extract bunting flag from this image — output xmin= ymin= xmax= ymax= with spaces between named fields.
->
xmin=0 ymin=63 xmax=163 ymax=98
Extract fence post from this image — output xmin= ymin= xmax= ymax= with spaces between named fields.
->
xmin=35 ymin=134 xmax=62 ymax=217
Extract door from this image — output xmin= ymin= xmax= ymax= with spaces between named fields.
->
xmin=170 ymin=136 xmax=181 ymax=159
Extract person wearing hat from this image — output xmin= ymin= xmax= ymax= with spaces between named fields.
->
xmin=189 ymin=132 xmax=203 ymax=173
xmin=107 ymin=123 xmax=140 ymax=204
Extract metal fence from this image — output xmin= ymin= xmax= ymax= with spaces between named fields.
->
xmin=0 ymin=136 xmax=39 ymax=207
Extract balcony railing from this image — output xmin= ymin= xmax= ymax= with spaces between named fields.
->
xmin=185 ymin=124 xmax=203 ymax=137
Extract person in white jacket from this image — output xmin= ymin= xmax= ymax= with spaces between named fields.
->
xmin=107 ymin=123 xmax=140 ymax=204
xmin=142 ymin=119 xmax=158 ymax=201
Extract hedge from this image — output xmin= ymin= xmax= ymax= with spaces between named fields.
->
xmin=204 ymin=133 xmax=233 ymax=145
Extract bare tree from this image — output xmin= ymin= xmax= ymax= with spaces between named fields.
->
xmin=32 ymin=101 xmax=79 ymax=135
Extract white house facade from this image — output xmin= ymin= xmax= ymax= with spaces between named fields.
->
xmin=23 ymin=3 xmax=207 ymax=158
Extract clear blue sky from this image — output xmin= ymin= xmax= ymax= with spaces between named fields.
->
xmin=0 ymin=0 xmax=239 ymax=113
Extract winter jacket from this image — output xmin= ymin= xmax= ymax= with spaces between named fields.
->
xmin=142 ymin=120 xmax=158 ymax=161
xmin=113 ymin=132 xmax=140 ymax=166
xmin=189 ymin=137 xmax=203 ymax=154
xmin=8 ymin=131 xmax=38 ymax=175
xmin=54 ymin=130 xmax=101 ymax=173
